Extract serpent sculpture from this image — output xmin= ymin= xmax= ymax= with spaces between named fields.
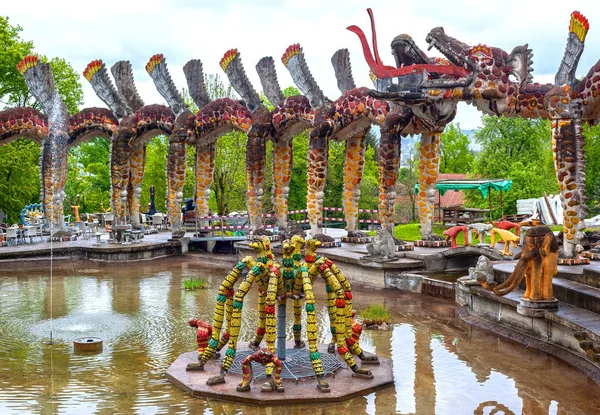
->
xmin=4 ymin=9 xmax=595 ymax=254
xmin=350 ymin=8 xmax=597 ymax=256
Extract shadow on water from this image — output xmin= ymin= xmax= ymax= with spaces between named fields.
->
xmin=0 ymin=256 xmax=599 ymax=414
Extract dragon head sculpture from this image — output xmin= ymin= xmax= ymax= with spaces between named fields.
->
xmin=348 ymin=9 xmax=473 ymax=101
xmin=425 ymin=26 xmax=533 ymax=113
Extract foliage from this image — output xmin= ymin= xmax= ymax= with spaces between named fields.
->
xmin=65 ymin=138 xmax=111 ymax=215
xmin=183 ymin=278 xmax=209 ymax=290
xmin=0 ymin=140 xmax=40 ymax=223
xmin=396 ymin=141 xmax=420 ymax=223
xmin=208 ymin=130 xmax=248 ymax=215
xmin=440 ymin=123 xmax=474 ymax=174
xmin=583 ymin=123 xmax=600 ymax=216
xmin=0 ymin=16 xmax=83 ymax=222
xmin=467 ymin=116 xmax=558 ymax=217
xmin=140 ymin=137 xmax=168 ymax=212
xmin=0 ymin=16 xmax=33 ymax=109
xmin=287 ymin=130 xmax=309 ymax=210
xmin=0 ymin=17 xmax=83 ymax=114
xmin=359 ymin=304 xmax=390 ymax=325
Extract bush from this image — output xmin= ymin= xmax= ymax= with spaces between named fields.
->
xmin=183 ymin=278 xmax=209 ymax=290
xmin=359 ymin=304 xmax=390 ymax=325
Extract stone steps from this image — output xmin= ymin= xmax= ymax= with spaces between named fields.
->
xmin=494 ymin=264 xmax=600 ymax=315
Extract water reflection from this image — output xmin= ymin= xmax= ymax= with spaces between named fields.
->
xmin=0 ymin=258 xmax=599 ymax=414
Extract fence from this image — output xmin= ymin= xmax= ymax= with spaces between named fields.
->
xmin=191 ymin=208 xmax=380 ymax=235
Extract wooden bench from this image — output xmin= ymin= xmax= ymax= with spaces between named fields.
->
xmin=442 ymin=206 xmax=490 ymax=225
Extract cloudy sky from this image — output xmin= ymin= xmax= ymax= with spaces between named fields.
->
xmin=4 ymin=0 xmax=600 ymax=130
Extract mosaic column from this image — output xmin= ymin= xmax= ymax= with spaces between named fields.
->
xmin=417 ymin=132 xmax=441 ymax=240
xmin=378 ymin=127 xmax=401 ymax=233
xmin=272 ymin=138 xmax=293 ymax=229
xmin=111 ymin=133 xmax=132 ymax=227
xmin=246 ymin=135 xmax=266 ymax=233
xmin=128 ymin=143 xmax=146 ymax=228
xmin=307 ymin=134 xmax=329 ymax=235
xmin=343 ymin=133 xmax=368 ymax=233
xmin=167 ymin=139 xmax=187 ymax=237
xmin=194 ymin=142 xmax=215 ymax=220
xmin=552 ymin=118 xmax=587 ymax=257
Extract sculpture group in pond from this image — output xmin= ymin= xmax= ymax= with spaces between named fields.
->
xmin=187 ymin=236 xmax=378 ymax=392
xmin=1 ymin=9 xmax=598 ymax=258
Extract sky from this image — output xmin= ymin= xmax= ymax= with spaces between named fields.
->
xmin=4 ymin=0 xmax=600 ymax=130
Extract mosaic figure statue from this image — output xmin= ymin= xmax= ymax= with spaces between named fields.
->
xmin=300 ymin=238 xmax=376 ymax=390
xmin=280 ymin=236 xmax=306 ymax=348
xmin=236 ymin=349 xmax=284 ymax=393
xmin=198 ymin=237 xmax=284 ymax=386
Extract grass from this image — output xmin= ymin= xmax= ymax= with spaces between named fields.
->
xmin=370 ymin=222 xmax=566 ymax=245
xmin=183 ymin=278 xmax=209 ymax=290
xmin=360 ymin=304 xmax=390 ymax=326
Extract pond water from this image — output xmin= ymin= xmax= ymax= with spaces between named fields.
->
xmin=0 ymin=257 xmax=599 ymax=414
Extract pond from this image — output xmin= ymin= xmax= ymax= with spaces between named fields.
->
xmin=0 ymin=257 xmax=599 ymax=414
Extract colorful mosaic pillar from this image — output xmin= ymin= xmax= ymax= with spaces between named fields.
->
xmin=128 ymin=143 xmax=146 ymax=228
xmin=307 ymin=134 xmax=329 ymax=235
xmin=552 ymin=118 xmax=587 ymax=257
xmin=417 ymin=132 xmax=441 ymax=240
xmin=40 ymin=142 xmax=55 ymax=227
xmin=194 ymin=142 xmax=215 ymax=221
xmin=378 ymin=122 xmax=403 ymax=233
xmin=167 ymin=139 xmax=187 ymax=236
xmin=343 ymin=134 xmax=367 ymax=233
xmin=246 ymin=135 xmax=266 ymax=233
xmin=272 ymin=138 xmax=293 ymax=229
xmin=111 ymin=132 xmax=132 ymax=227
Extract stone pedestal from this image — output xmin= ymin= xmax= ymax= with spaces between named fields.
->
xmin=517 ymin=297 xmax=559 ymax=318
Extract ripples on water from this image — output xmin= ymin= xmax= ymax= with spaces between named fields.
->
xmin=0 ymin=258 xmax=599 ymax=414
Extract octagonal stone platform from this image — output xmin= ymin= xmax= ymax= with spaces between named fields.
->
xmin=166 ymin=343 xmax=394 ymax=405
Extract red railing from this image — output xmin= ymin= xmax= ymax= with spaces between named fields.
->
xmin=192 ymin=207 xmax=380 ymax=232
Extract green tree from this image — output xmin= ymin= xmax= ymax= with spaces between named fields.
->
xmin=396 ymin=142 xmax=420 ymax=223
xmin=583 ymin=123 xmax=600 ymax=215
xmin=0 ymin=139 xmax=40 ymax=223
xmin=140 ymin=136 xmax=168 ymax=212
xmin=0 ymin=16 xmax=83 ymax=222
xmin=467 ymin=116 xmax=558 ymax=216
xmin=440 ymin=123 xmax=474 ymax=173
xmin=0 ymin=16 xmax=33 ymax=108
xmin=65 ymin=138 xmax=111 ymax=215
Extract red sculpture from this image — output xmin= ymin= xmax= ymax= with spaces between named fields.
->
xmin=493 ymin=221 xmax=521 ymax=236
xmin=443 ymin=225 xmax=468 ymax=249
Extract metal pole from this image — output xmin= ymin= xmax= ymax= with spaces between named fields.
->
xmin=277 ymin=302 xmax=286 ymax=360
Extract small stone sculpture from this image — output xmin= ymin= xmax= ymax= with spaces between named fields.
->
xmin=236 ymin=349 xmax=284 ymax=393
xmin=467 ymin=223 xmax=493 ymax=245
xmin=365 ymin=227 xmax=395 ymax=260
xmin=467 ymin=256 xmax=494 ymax=285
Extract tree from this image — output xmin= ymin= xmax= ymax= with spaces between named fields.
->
xmin=65 ymin=138 xmax=111 ymax=215
xmin=396 ymin=142 xmax=420 ymax=223
xmin=0 ymin=16 xmax=33 ymax=109
xmin=140 ymin=136 xmax=168 ymax=211
xmin=467 ymin=116 xmax=558 ymax=215
xmin=0 ymin=139 xmax=40 ymax=223
xmin=0 ymin=16 xmax=83 ymax=222
xmin=583 ymin=123 xmax=600 ymax=216
xmin=440 ymin=123 xmax=474 ymax=173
